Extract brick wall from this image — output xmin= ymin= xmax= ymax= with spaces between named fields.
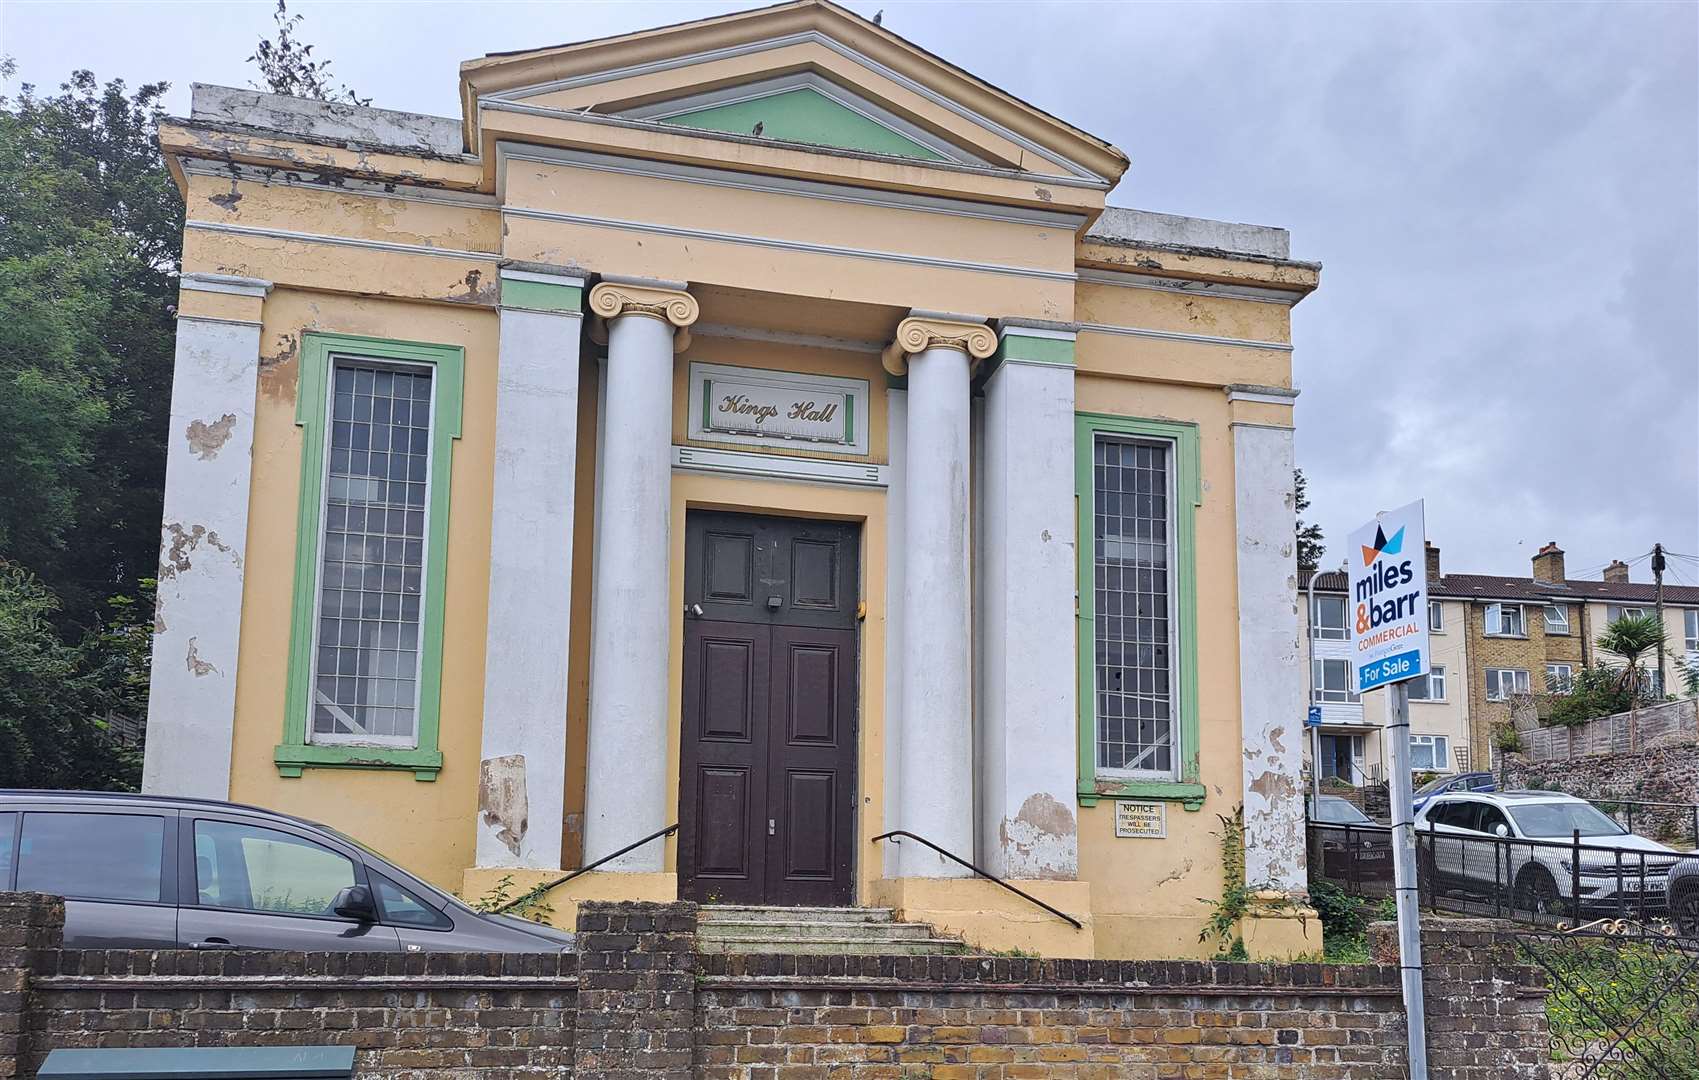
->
xmin=4 ymin=894 xmax=1549 ymax=1080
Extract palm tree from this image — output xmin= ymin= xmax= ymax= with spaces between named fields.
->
xmin=1595 ymin=613 xmax=1666 ymax=702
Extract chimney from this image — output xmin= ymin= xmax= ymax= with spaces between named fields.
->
xmin=1603 ymin=559 xmax=1630 ymax=584
xmin=1425 ymin=542 xmax=1441 ymax=584
xmin=1531 ymin=541 xmax=1566 ymax=583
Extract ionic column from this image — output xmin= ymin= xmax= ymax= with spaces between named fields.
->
xmin=582 ymin=278 xmax=698 ymax=872
xmin=141 ymin=273 xmax=272 ymax=800
xmin=882 ymin=313 xmax=995 ymax=877
xmin=1227 ymin=384 xmax=1306 ymax=892
xmin=476 ymin=265 xmax=586 ymax=870
xmin=979 ymin=321 xmax=1080 ymax=880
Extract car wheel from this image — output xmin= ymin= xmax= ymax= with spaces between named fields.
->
xmin=1672 ymin=885 xmax=1699 ymax=937
xmin=1514 ymin=868 xmax=1561 ymax=917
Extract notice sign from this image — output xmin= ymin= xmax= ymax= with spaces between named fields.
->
xmin=1114 ymin=800 xmax=1166 ymax=839
xmin=1347 ymin=499 xmax=1430 ymax=693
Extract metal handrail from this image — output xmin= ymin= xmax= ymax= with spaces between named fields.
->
xmin=871 ymin=829 xmax=1083 ymax=930
xmin=493 ymin=823 xmax=678 ymax=914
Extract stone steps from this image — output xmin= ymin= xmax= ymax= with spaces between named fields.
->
xmin=696 ymin=905 xmax=967 ymax=956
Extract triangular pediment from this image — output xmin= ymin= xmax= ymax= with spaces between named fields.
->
xmin=461 ymin=0 xmax=1127 ymax=186
xmin=618 ymin=74 xmax=978 ymax=164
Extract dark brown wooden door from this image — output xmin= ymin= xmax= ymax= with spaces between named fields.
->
xmin=679 ymin=511 xmax=859 ymax=906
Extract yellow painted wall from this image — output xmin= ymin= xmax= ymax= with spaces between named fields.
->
xmin=225 ymin=287 xmax=499 ymax=893
xmin=1070 ymin=375 xmax=1251 ymax=958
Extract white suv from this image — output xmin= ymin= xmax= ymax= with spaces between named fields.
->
xmin=1414 ymin=790 xmax=1687 ymax=917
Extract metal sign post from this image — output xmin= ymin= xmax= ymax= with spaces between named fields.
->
xmin=1347 ymin=500 xmax=1431 ymax=1080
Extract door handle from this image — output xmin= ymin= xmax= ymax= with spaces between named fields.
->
xmin=194 ymin=938 xmax=235 ymax=950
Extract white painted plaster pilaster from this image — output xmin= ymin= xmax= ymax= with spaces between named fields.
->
xmin=583 ymin=281 xmax=696 ymax=872
xmin=897 ymin=345 xmax=976 ymax=876
xmin=882 ymin=385 xmax=907 ymax=879
xmin=1230 ymin=396 xmax=1306 ymax=892
xmin=980 ymin=352 xmax=1079 ymax=880
xmin=141 ymin=278 xmax=271 ymax=799
xmin=476 ymin=281 xmax=584 ymax=869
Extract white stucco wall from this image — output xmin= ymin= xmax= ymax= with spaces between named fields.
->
xmin=979 ymin=351 xmax=1079 ymax=880
xmin=141 ymin=278 xmax=270 ymax=799
xmin=1230 ymin=411 xmax=1306 ymax=892
xmin=476 ymin=285 xmax=584 ymax=869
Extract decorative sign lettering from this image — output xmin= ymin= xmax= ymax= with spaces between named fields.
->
xmin=687 ymin=363 xmax=870 ymax=457
xmin=1114 ymin=800 xmax=1166 ymax=839
xmin=1347 ymin=499 xmax=1430 ymax=693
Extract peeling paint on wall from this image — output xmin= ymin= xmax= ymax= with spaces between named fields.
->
xmin=186 ymin=414 xmax=237 ymax=459
xmin=185 ymin=637 xmax=218 ymax=677
xmin=997 ymin=792 xmax=1078 ymax=880
xmin=479 ymin=754 xmax=530 ymax=858
xmin=159 ymin=522 xmax=238 ymax=580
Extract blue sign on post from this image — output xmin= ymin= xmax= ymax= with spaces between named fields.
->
xmin=1306 ymin=705 xmax=1322 ymax=728
xmin=1347 ymin=499 xmax=1430 ymax=693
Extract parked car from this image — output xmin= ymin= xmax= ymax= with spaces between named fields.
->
xmin=1415 ymin=790 xmax=1686 ymax=916
xmin=1670 ymin=857 xmax=1699 ymax=935
xmin=1410 ymin=771 xmax=1495 ymax=813
xmin=1309 ymin=796 xmax=1393 ymax=884
xmin=0 ymin=790 xmax=577 ymax=952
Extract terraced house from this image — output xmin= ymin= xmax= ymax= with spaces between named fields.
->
xmin=141 ymin=0 xmax=1321 ymax=959
xmin=1303 ymin=541 xmax=1699 ymax=788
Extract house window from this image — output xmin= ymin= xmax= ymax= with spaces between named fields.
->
xmin=1311 ymin=595 xmax=1348 ymax=640
xmin=1429 ymin=601 xmax=1444 ymax=632
xmin=1485 ymin=667 xmax=1531 ymax=701
xmin=1546 ymin=663 xmax=1574 ymax=694
xmin=309 ymin=362 xmax=434 ymax=747
xmin=1543 ymin=604 xmax=1570 ymax=634
xmin=1408 ymin=664 xmax=1446 ymax=701
xmin=278 ymin=333 xmax=464 ymax=781
xmin=1686 ymin=609 xmax=1698 ymax=653
xmin=1092 ymin=435 xmax=1177 ymax=778
xmin=1484 ymin=603 xmax=1525 ymax=637
xmin=1409 ymin=735 xmax=1450 ymax=772
xmin=1606 ymin=604 xmax=1646 ymax=623
xmin=1312 ymin=658 xmax=1360 ymax=704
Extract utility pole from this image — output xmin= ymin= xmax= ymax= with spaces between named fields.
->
xmin=1654 ymin=543 xmax=1667 ymax=695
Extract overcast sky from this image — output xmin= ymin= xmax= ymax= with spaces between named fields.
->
xmin=6 ymin=0 xmax=1696 ymax=583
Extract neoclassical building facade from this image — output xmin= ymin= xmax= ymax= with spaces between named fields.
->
xmin=143 ymin=0 xmax=1319 ymax=958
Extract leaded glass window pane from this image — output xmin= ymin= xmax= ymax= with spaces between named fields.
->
xmin=1093 ymin=436 xmax=1176 ymax=776
xmin=310 ymin=360 xmax=433 ymax=746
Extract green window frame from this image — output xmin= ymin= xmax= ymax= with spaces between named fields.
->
xmin=1075 ymin=412 xmax=1205 ymax=810
xmin=275 ymin=332 xmax=464 ymax=781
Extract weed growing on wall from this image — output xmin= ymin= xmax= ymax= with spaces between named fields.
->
xmin=470 ymin=874 xmax=557 ymax=925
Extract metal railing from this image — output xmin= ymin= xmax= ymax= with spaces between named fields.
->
xmin=1309 ymin=819 xmax=1699 ymax=931
xmin=871 ymin=830 xmax=1083 ymax=929
xmin=493 ymin=823 xmax=678 ymax=914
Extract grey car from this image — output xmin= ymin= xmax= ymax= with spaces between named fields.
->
xmin=0 ymin=791 xmax=576 ymax=953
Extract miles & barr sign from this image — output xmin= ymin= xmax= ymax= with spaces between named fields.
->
xmin=1347 ymin=499 xmax=1430 ymax=693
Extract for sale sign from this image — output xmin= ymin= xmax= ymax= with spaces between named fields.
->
xmin=1348 ymin=499 xmax=1430 ymax=693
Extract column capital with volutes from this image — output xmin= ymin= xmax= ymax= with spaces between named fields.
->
xmin=881 ymin=312 xmax=997 ymax=376
xmin=589 ymin=277 xmax=700 ymax=353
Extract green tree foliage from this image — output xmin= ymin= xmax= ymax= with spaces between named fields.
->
xmin=0 ymin=67 xmax=181 ymax=626
xmin=1294 ymin=468 xmax=1324 ymax=574
xmin=249 ymin=1 xmax=370 ymax=105
xmin=1546 ymin=661 xmax=1658 ymax=728
xmin=0 ymin=561 xmax=144 ymax=789
xmin=0 ymin=65 xmax=179 ymax=789
xmin=1594 ymin=612 xmax=1666 ymax=700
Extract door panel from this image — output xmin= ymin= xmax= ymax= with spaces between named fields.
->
xmin=679 ymin=618 xmax=770 ymax=904
xmin=766 ymin=625 xmax=857 ymax=904
xmin=680 ymin=511 xmax=858 ymax=906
